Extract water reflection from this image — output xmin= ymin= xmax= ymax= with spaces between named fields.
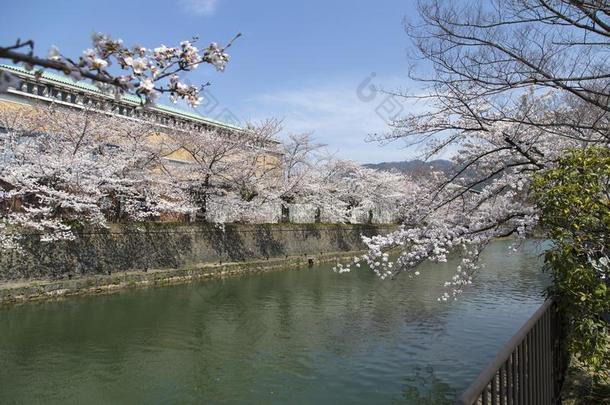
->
xmin=401 ymin=366 xmax=454 ymax=405
xmin=0 ymin=240 xmax=549 ymax=404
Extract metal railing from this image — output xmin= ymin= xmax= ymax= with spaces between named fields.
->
xmin=455 ymin=299 xmax=567 ymax=405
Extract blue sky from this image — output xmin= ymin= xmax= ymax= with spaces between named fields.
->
xmin=1 ymin=0 xmax=428 ymax=163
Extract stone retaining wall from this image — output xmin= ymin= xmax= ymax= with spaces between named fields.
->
xmin=0 ymin=223 xmax=395 ymax=302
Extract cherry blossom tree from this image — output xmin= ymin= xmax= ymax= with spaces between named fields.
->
xmin=342 ymin=0 xmax=609 ymax=299
xmin=332 ymin=161 xmax=409 ymax=223
xmin=263 ymin=131 xmax=328 ymax=221
xmin=0 ymin=32 xmax=239 ymax=106
xmin=163 ymin=119 xmax=281 ymax=222
xmin=229 ymin=119 xmax=285 ymax=204
xmin=0 ymin=103 xmax=193 ymax=249
xmin=296 ymin=158 xmax=412 ymax=223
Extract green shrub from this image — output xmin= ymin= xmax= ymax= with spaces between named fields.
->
xmin=533 ymin=147 xmax=610 ymax=382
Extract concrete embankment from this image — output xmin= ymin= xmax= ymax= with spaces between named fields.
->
xmin=0 ymin=223 xmax=395 ymax=304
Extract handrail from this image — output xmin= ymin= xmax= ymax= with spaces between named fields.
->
xmin=455 ymin=298 xmax=566 ymax=405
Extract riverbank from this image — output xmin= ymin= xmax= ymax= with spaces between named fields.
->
xmin=0 ymin=223 xmax=396 ymax=305
xmin=0 ymin=250 xmax=368 ymax=305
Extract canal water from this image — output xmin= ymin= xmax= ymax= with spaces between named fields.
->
xmin=0 ymin=240 xmax=549 ymax=404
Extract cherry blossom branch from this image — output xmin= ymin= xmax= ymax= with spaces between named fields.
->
xmin=0 ymin=32 xmax=241 ymax=107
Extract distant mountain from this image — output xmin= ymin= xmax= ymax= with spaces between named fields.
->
xmin=364 ymin=159 xmax=454 ymax=177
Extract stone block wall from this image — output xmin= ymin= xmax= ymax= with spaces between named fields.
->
xmin=0 ymin=223 xmax=395 ymax=281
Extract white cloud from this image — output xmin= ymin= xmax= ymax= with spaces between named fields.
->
xmin=240 ymin=76 xmax=433 ymax=163
xmin=179 ymin=0 xmax=218 ymax=16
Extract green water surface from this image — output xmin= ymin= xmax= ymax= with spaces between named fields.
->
xmin=0 ymin=240 xmax=550 ymax=404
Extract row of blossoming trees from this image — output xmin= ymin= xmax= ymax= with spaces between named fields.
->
xmin=0 ymin=103 xmax=414 ymax=250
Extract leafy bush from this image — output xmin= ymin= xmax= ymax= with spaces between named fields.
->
xmin=533 ymin=147 xmax=610 ymax=382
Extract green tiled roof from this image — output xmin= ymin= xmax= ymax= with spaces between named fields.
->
xmin=0 ymin=64 xmax=244 ymax=132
